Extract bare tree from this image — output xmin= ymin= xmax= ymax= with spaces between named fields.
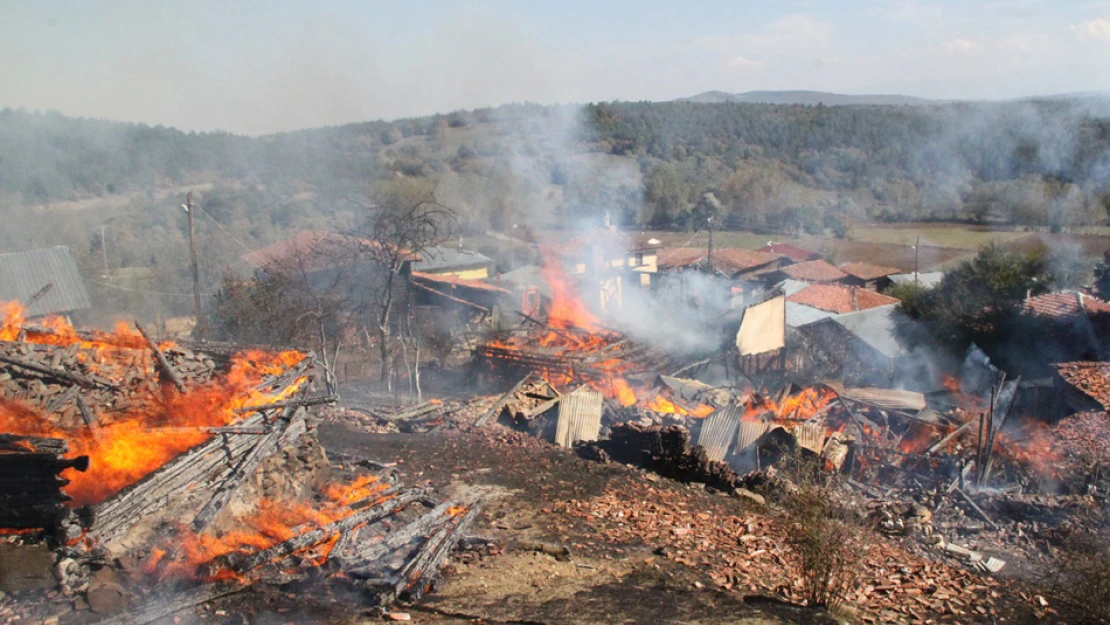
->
xmin=211 ymin=232 xmax=364 ymax=392
xmin=347 ymin=178 xmax=457 ymax=387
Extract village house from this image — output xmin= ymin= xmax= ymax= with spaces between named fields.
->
xmin=756 ymin=242 xmax=821 ymax=262
xmin=838 ymin=261 xmax=902 ymax=291
xmin=413 ymin=244 xmax=495 ymax=280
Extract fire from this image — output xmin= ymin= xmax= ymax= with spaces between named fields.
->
xmin=0 ymin=303 xmax=308 ymax=506
xmin=146 ymin=474 xmax=392 ymax=581
xmin=539 ymin=248 xmax=602 ymax=332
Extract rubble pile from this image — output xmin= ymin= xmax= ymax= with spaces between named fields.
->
xmin=555 ymin=483 xmax=1004 ymax=623
xmin=0 ymin=311 xmax=484 ymax=623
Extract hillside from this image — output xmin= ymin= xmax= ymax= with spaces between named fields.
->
xmin=677 ymin=90 xmax=936 ymax=106
xmin=0 ymin=99 xmax=1107 ymax=324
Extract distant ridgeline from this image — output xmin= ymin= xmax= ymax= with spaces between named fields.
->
xmin=1 ymin=97 xmax=1108 ymax=231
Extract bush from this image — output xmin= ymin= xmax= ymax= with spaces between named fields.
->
xmin=774 ymin=455 xmax=868 ymax=609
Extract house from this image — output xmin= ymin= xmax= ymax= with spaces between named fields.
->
xmin=413 ymin=245 xmax=494 ymax=280
xmin=656 ymin=247 xmax=785 ymax=280
xmin=410 ymin=271 xmax=508 ymax=318
xmin=838 ymin=262 xmax=901 ymax=291
xmin=786 ymin=283 xmax=901 ymax=315
xmin=497 ymin=265 xmax=550 ymax=325
xmin=1014 ymin=291 xmax=1110 ymax=371
xmin=0 ymin=246 xmax=91 ymax=318
xmin=756 ymin=242 xmax=821 ymax=262
xmin=550 ymin=230 xmax=660 ymax=313
xmin=793 ymin=305 xmax=929 ymax=388
xmin=1053 ymin=362 xmax=1110 ymax=414
xmin=761 ymin=259 xmax=849 ymax=285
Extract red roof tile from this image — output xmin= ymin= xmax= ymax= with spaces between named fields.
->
xmin=657 ymin=248 xmax=708 ymax=269
xmin=1024 ymin=291 xmax=1110 ymax=321
xmin=710 ymin=248 xmax=783 ymax=275
xmin=411 ymin=271 xmax=509 ymax=293
xmin=1055 ymin=362 xmax=1110 ymax=410
xmin=839 ymin=261 xmax=901 ymax=281
xmin=657 ymin=247 xmax=782 ymax=275
xmin=242 ymin=231 xmax=416 ymax=272
xmin=787 ymin=284 xmax=901 ymax=314
xmin=779 ymin=259 xmax=848 ymax=282
xmin=757 ymin=243 xmax=820 ymax=262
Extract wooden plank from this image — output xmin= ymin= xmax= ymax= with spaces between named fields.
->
xmin=554 ymin=386 xmax=603 ymax=448
xmin=135 ymin=322 xmax=186 ymax=393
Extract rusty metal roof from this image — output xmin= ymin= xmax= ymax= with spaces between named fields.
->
xmin=0 ymin=246 xmax=91 ymax=317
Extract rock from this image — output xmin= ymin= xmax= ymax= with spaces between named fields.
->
xmin=386 ymin=613 xmax=412 ymax=621
xmin=0 ymin=543 xmax=56 ymax=593
xmin=732 ymin=488 xmax=766 ymax=506
xmin=86 ymin=569 xmax=127 ymax=615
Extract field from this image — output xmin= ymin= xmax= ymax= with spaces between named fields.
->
xmin=636 ymin=223 xmax=1110 ymax=273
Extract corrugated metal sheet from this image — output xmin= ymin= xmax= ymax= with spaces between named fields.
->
xmin=736 ymin=420 xmax=771 ymax=453
xmin=842 ymin=387 xmax=926 ymax=412
xmin=792 ymin=422 xmax=826 ymax=455
xmin=786 ymin=302 xmax=835 ymax=328
xmin=696 ymin=404 xmax=743 ymax=462
xmin=0 ymin=246 xmax=91 ymax=317
xmin=554 ymin=386 xmax=603 ymax=448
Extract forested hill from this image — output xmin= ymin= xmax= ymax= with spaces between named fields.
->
xmin=2 ymin=98 xmax=1109 ymax=235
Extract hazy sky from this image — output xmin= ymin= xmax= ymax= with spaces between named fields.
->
xmin=2 ymin=0 xmax=1109 ymax=135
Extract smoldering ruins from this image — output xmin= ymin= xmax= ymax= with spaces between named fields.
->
xmin=3 ymin=207 xmax=1110 ymax=625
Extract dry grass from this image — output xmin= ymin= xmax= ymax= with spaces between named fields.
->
xmin=846 ymin=224 xmax=1030 ymax=250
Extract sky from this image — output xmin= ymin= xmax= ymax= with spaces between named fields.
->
xmin=1 ymin=0 xmax=1109 ymax=135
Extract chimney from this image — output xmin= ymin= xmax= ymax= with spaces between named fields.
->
xmin=458 ymin=234 xmax=464 ymax=251
xmin=850 ymin=287 xmax=858 ymax=311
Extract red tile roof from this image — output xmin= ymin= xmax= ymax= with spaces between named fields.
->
xmin=411 ymin=271 xmax=509 ymax=294
xmin=656 ymin=247 xmax=782 ymax=275
xmin=839 ymin=261 xmax=901 ymax=281
xmin=1055 ymin=362 xmax=1110 ymax=410
xmin=656 ymin=247 xmax=707 ymax=270
xmin=779 ymin=259 xmax=848 ymax=282
xmin=787 ymin=284 xmax=901 ymax=314
xmin=757 ymin=243 xmax=820 ymax=262
xmin=710 ymin=249 xmax=783 ymax=274
xmin=1024 ymin=291 xmax=1110 ymax=321
xmin=242 ymin=231 xmax=417 ymax=272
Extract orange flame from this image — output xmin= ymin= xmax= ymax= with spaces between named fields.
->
xmin=146 ymin=475 xmax=392 ymax=581
xmin=0 ymin=302 xmax=308 ymax=506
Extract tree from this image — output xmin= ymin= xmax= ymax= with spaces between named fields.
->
xmin=349 ymin=178 xmax=457 ymax=386
xmin=898 ymin=244 xmax=1048 ymax=350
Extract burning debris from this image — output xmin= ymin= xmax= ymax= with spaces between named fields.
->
xmin=0 ymin=304 xmax=482 ymax=623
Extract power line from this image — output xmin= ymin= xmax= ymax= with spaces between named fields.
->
xmin=196 ymin=205 xmax=254 ymax=254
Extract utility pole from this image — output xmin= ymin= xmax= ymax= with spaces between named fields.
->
xmin=99 ymin=225 xmax=109 ymax=277
xmin=184 ymin=192 xmax=205 ymax=340
xmin=914 ymin=236 xmax=920 ymax=287
xmin=707 ymin=216 xmax=714 ymax=275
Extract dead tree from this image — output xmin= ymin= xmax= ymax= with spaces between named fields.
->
xmin=347 ymin=179 xmax=457 ymax=389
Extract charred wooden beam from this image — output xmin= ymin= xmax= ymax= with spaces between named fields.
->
xmin=135 ymin=322 xmax=187 ymax=393
xmin=338 ymin=501 xmax=454 ymax=572
xmin=474 ymin=373 xmax=533 ymax=428
xmin=396 ymin=503 xmax=482 ymax=603
xmin=76 ymin=394 xmax=96 ymax=428
xmin=228 ymin=486 xmax=418 ymax=574
xmin=0 ymin=434 xmax=67 ymax=454
xmin=191 ymin=404 xmax=301 ymax=531
xmin=232 ymin=394 xmax=336 ymax=414
xmin=90 ymin=413 xmax=268 ymax=544
xmin=0 ymin=352 xmax=116 ymax=390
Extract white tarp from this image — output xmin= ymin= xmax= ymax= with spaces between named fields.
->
xmin=736 ymin=295 xmax=786 ymax=356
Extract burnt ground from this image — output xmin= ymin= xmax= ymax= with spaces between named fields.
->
xmin=159 ymin=421 xmax=1062 ymax=625
xmin=306 ymin=424 xmax=839 ymax=625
